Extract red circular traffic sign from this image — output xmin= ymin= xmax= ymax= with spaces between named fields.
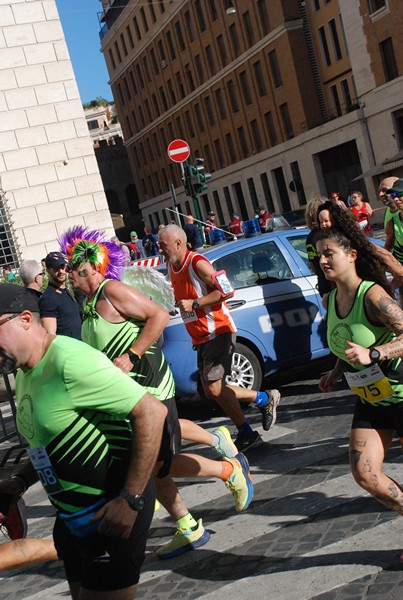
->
xmin=167 ymin=139 xmax=190 ymax=163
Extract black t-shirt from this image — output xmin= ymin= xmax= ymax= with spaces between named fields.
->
xmin=184 ymin=223 xmax=202 ymax=250
xmin=39 ymin=283 xmax=82 ymax=340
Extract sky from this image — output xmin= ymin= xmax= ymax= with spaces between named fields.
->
xmin=56 ymin=0 xmax=113 ymax=104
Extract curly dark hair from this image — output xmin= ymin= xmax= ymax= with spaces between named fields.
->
xmin=315 ymin=227 xmax=392 ymax=295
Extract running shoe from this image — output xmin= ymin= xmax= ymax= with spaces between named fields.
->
xmin=234 ymin=430 xmax=263 ymax=453
xmin=223 ymin=454 xmax=253 ymax=512
xmin=154 ymin=499 xmax=161 ymax=512
xmin=212 ymin=425 xmax=237 ymax=458
xmin=156 ymin=518 xmax=210 ymax=559
xmin=0 ymin=498 xmax=27 ymax=540
xmin=259 ymin=389 xmax=281 ymax=431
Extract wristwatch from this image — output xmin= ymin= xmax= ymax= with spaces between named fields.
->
xmin=192 ymin=299 xmax=200 ymax=310
xmin=127 ymin=349 xmax=141 ymax=366
xmin=369 ymin=346 xmax=381 ymax=364
xmin=119 ymin=490 xmax=145 ymax=511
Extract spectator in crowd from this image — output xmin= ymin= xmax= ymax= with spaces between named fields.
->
xmin=2 ymin=265 xmax=16 ymax=282
xmin=228 ymin=212 xmax=243 ymax=237
xmin=305 ymin=197 xmax=333 ymax=297
xmin=204 ymin=211 xmax=216 ymax=244
xmin=127 ymin=231 xmax=146 ymax=260
xmin=142 ymin=226 xmax=159 ymax=257
xmin=184 ymin=215 xmax=203 ymax=251
xmin=328 ymin=192 xmax=346 ymax=208
xmin=256 ymin=206 xmax=271 ymax=233
xmin=111 ymin=236 xmax=131 ymax=266
xmin=18 ymin=260 xmax=43 ymax=299
xmin=0 ymin=283 xmax=166 ymax=598
xmin=349 ymin=191 xmax=373 ymax=235
xmin=378 ymin=176 xmax=399 ymax=228
xmin=39 ymin=252 xmax=82 ymax=340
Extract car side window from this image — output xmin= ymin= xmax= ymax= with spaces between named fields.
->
xmin=286 ymin=233 xmax=310 ymax=269
xmin=214 ymin=241 xmax=292 ymax=289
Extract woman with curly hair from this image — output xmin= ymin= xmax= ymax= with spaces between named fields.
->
xmin=316 ymin=226 xmax=403 ymax=528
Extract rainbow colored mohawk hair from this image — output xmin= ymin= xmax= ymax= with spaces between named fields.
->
xmin=59 ymin=225 xmax=125 ymax=280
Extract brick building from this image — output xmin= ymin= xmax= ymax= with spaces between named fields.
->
xmin=98 ymin=0 xmax=403 ymax=230
xmin=0 ymin=0 xmax=114 ymax=266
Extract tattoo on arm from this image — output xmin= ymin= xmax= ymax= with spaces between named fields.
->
xmin=366 ymin=294 xmax=403 ymax=359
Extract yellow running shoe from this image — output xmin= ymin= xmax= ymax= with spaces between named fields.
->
xmin=212 ymin=425 xmax=237 ymax=458
xmin=224 ymin=453 xmax=253 ymax=512
xmin=156 ymin=518 xmax=210 ymax=559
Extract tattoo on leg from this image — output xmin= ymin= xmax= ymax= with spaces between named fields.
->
xmin=355 ymin=439 xmax=367 ymax=448
xmin=374 ymin=493 xmax=403 ymax=515
xmin=349 ymin=449 xmax=362 ymax=472
xmin=362 ymin=458 xmax=372 ymax=473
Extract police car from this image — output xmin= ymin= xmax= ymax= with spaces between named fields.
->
xmin=161 ymin=228 xmax=330 ymax=396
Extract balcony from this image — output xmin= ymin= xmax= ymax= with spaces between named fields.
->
xmin=98 ymin=0 xmax=130 ymax=40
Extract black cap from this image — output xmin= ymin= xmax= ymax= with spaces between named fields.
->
xmin=208 ymin=210 xmax=215 ymax=216
xmin=0 ymin=283 xmax=40 ymax=315
xmin=232 ymin=212 xmax=239 ymax=218
xmin=387 ymin=178 xmax=403 ymax=194
xmin=45 ymin=252 xmax=67 ymax=270
xmin=257 ymin=206 xmax=266 ymax=211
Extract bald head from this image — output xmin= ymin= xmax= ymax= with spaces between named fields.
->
xmin=378 ymin=176 xmax=399 ymax=205
xmin=158 ymin=224 xmax=188 ymax=265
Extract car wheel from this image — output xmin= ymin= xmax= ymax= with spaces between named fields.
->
xmin=225 ymin=343 xmax=262 ymax=390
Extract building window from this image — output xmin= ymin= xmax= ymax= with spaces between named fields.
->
xmin=114 ymin=41 xmax=122 ymax=64
xmin=247 ymin=178 xmax=259 ymax=208
xmin=123 ymin=77 xmax=131 ymax=101
xmin=223 ymin=186 xmax=234 ymax=217
xmin=229 ymin=23 xmax=241 ymax=58
xmin=216 ymin=35 xmax=227 ymax=68
xmin=129 ymin=70 xmax=137 ymax=95
xmin=185 ymin=110 xmax=195 ymax=137
xmin=250 ymin=119 xmax=262 ymax=153
xmin=159 ymin=87 xmax=168 ymax=111
xmin=215 ymin=88 xmax=226 ymax=119
xmin=87 ymin=119 xmax=98 ymax=131
xmin=237 ymin=126 xmax=248 ymax=159
xmin=144 ymin=98 xmax=152 ymax=122
xmin=268 ymin=50 xmax=282 ymax=87
xmin=368 ymin=0 xmax=387 ymax=13
xmin=140 ymin=7 xmax=148 ymax=32
xmin=204 ymin=96 xmax=215 ymax=126
xmin=143 ymin=56 xmax=151 ymax=82
xmin=194 ymin=54 xmax=203 ymax=86
xmin=108 ymin=48 xmax=116 ymax=70
xmin=318 ymin=26 xmax=331 ymax=66
xmin=185 ymin=64 xmax=195 ymax=92
xmin=260 ymin=173 xmax=275 ymax=212
xmin=151 ymin=93 xmax=159 ymax=117
xmin=214 ymin=139 xmax=224 ymax=169
xmin=312 ymin=0 xmax=320 ymax=10
xmin=0 ymin=191 xmax=20 ymax=268
xmin=150 ymin=48 xmax=159 ymax=74
xmin=136 ymin=64 xmax=144 ymax=89
xmin=205 ymin=45 xmax=216 ymax=76
xmin=340 ymin=79 xmax=352 ymax=109
xmin=184 ymin=10 xmax=195 ymax=43
xmin=329 ymin=18 xmax=342 ymax=60
xmin=290 ymin=161 xmax=306 ymax=206
xmin=131 ymin=110 xmax=138 ymax=132
xmin=194 ymin=103 xmax=205 ymax=132
xmin=176 ymin=72 xmax=185 ymax=99
xmin=380 ymin=38 xmax=398 ymax=81
xmin=253 ymin=61 xmax=267 ymax=97
xmin=280 ymin=103 xmax=294 ymax=138
xmin=148 ymin=0 xmax=157 ymax=23
xmin=157 ymin=40 xmax=166 ymax=63
xmin=208 ymin=0 xmax=218 ymax=22
xmin=117 ymin=82 xmax=125 ymax=106
xmin=225 ymin=133 xmax=237 ymax=163
xmin=239 ymin=71 xmax=252 ymax=106
xmin=176 ymin=116 xmax=184 ymax=139
xmin=264 ymin=111 xmax=277 ymax=146
xmin=175 ymin=20 xmax=185 ymax=51
xmin=195 ymin=0 xmax=206 ymax=33
xmin=120 ymin=33 xmax=128 ymax=57
xmin=126 ymin=25 xmax=134 ymax=49
xmin=166 ymin=30 xmax=176 ymax=60
xmin=393 ymin=109 xmax=403 ymax=149
xmin=133 ymin=16 xmax=141 ymax=40
xmin=227 ymin=80 xmax=239 ymax=112
xmin=242 ymin=10 xmax=254 ymax=48
xmin=257 ymin=0 xmax=270 ymax=36
xmin=330 ymin=85 xmax=342 ymax=117
xmin=167 ymin=79 xmax=176 ymax=104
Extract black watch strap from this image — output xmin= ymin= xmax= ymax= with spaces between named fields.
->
xmin=119 ymin=490 xmax=145 ymax=511
xmin=369 ymin=346 xmax=381 ymax=364
xmin=127 ymin=349 xmax=141 ymax=365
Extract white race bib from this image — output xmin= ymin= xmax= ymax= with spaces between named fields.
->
xmin=344 ymin=364 xmax=394 ymax=403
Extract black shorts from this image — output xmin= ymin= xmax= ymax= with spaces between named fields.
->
xmin=53 ymin=479 xmax=155 ymax=591
xmin=197 ymin=332 xmax=236 ymax=382
xmin=156 ymin=397 xmax=181 ymax=478
xmin=352 ymin=398 xmax=403 ymax=437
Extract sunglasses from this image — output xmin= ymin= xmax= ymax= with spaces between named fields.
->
xmin=0 ymin=313 xmax=19 ymax=327
xmin=388 ymin=191 xmax=403 ymax=200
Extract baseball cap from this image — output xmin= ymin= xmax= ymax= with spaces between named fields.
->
xmin=45 ymin=252 xmax=67 ymax=270
xmin=130 ymin=231 xmax=138 ymax=237
xmin=0 ymin=283 xmax=40 ymax=315
xmin=257 ymin=206 xmax=265 ymax=211
xmin=232 ymin=212 xmax=239 ymax=218
xmin=387 ymin=178 xmax=403 ymax=194
xmin=208 ymin=211 xmax=215 ymax=216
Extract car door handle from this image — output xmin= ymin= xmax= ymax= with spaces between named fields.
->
xmin=227 ymin=299 xmax=246 ymax=309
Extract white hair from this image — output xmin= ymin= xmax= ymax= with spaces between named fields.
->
xmin=19 ymin=260 xmax=41 ymax=286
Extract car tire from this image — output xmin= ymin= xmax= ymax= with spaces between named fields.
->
xmin=225 ymin=343 xmax=262 ymax=391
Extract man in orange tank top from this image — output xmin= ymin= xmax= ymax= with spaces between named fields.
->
xmin=158 ymin=224 xmax=281 ymax=453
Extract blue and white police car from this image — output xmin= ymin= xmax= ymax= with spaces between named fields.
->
xmin=161 ymin=228 xmax=330 ymax=396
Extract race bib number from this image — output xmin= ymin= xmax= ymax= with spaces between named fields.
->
xmin=344 ymin=364 xmax=394 ymax=403
xmin=180 ymin=309 xmax=198 ymax=324
xmin=27 ymin=446 xmax=64 ymax=496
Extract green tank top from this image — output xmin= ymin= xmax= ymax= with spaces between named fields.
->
xmin=82 ymin=279 xmax=175 ymax=401
xmin=327 ymin=280 xmax=403 ymax=405
xmin=384 ymin=206 xmax=399 ymax=228
xmin=391 ymin=212 xmax=403 ymax=264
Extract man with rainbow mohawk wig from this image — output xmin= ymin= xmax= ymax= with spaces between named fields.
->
xmin=60 ymin=225 xmax=254 ymax=560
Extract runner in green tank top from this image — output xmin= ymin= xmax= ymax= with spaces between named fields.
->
xmin=315 ymin=227 xmax=403 ymax=531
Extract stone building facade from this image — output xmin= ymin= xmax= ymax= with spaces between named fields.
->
xmin=99 ymin=0 xmax=403 ymax=230
xmin=0 ymin=0 xmax=114 ymax=266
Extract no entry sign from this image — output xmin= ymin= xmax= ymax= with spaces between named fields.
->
xmin=167 ymin=139 xmax=190 ymax=163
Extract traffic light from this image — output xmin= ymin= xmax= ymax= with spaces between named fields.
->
xmin=190 ymin=158 xmax=211 ymax=194
xmin=182 ymin=161 xmax=195 ymax=198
